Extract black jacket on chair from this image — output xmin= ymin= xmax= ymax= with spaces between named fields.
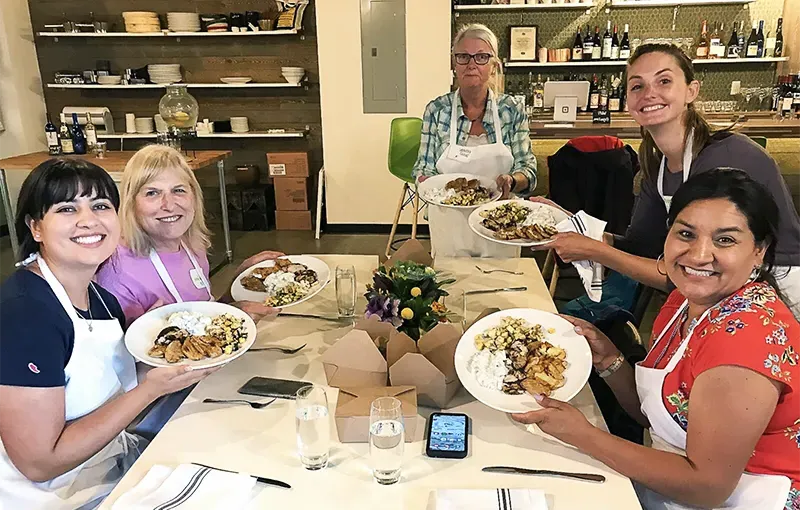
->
xmin=547 ymin=136 xmax=639 ymax=236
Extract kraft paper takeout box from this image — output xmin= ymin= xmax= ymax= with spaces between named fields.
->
xmin=335 ymin=386 xmax=419 ymax=443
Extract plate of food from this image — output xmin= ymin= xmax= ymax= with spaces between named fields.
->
xmin=454 ymin=308 xmax=592 ymax=413
xmin=229 ymin=255 xmax=330 ymax=307
xmin=468 ymin=200 xmax=568 ymax=247
xmin=125 ymin=301 xmax=258 ymax=368
xmin=418 ymin=173 xmax=502 ymax=209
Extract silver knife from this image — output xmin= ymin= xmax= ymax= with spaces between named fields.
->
xmin=191 ymin=462 xmax=292 ymax=489
xmin=464 ymin=286 xmax=527 ymax=296
xmin=482 ymin=465 xmax=606 ymax=483
xmin=277 ymin=312 xmax=353 ymax=322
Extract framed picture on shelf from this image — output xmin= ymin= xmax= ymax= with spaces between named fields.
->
xmin=508 ymin=26 xmax=538 ymax=61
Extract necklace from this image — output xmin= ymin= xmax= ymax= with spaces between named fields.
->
xmin=75 ymin=287 xmax=94 ymax=332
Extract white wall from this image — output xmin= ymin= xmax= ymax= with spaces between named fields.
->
xmin=317 ymin=0 xmax=452 ymax=224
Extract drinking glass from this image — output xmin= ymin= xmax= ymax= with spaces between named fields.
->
xmin=295 ymin=385 xmax=330 ymax=470
xmin=335 ymin=265 xmax=356 ymax=317
xmin=369 ymin=397 xmax=404 ymax=485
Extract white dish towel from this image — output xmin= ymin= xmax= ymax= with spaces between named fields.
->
xmin=555 ymin=211 xmax=607 ymax=303
xmin=111 ymin=464 xmax=256 ymax=510
xmin=436 ymin=488 xmax=548 ymax=510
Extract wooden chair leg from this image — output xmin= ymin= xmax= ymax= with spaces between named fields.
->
xmin=548 ymin=260 xmax=560 ymax=298
xmin=411 ymin=184 xmax=419 ymax=240
xmin=386 ymin=183 xmax=408 ymax=258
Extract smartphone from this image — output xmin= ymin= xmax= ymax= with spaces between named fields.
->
xmin=238 ymin=376 xmax=310 ymax=400
xmin=425 ymin=412 xmax=469 ymax=459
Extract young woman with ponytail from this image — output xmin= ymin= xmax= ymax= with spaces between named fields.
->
xmin=532 ymin=43 xmax=800 ymax=318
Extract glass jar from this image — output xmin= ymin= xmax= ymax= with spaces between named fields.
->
xmin=158 ymin=85 xmax=199 ymax=132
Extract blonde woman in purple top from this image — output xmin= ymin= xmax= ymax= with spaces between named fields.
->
xmin=96 ymin=145 xmax=280 ymax=324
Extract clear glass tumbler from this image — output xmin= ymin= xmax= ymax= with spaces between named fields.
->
xmin=369 ymin=397 xmax=404 ymax=485
xmin=335 ymin=265 xmax=356 ymax=317
xmin=295 ymin=385 xmax=330 ymax=470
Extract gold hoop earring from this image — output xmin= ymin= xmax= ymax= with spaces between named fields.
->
xmin=656 ymin=254 xmax=668 ymax=276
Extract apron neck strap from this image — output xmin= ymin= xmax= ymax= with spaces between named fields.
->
xmin=149 ymin=241 xmax=213 ymax=302
xmin=651 ymin=297 xmax=714 ymax=371
xmin=450 ymin=89 xmax=502 ymax=147
xmin=657 ymin=127 xmax=695 ymax=201
xmin=37 ymin=256 xmax=91 ymax=322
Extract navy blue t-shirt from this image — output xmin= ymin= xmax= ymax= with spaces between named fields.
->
xmin=0 ymin=270 xmax=126 ymax=388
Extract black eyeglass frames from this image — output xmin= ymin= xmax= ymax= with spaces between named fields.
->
xmin=454 ymin=52 xmax=492 ymax=65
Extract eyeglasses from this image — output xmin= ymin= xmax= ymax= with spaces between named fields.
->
xmin=454 ymin=52 xmax=492 ymax=65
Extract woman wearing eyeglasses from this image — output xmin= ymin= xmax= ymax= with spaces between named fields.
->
xmin=412 ymin=23 xmax=537 ymax=258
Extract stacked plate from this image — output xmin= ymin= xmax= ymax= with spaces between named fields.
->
xmin=230 ymin=117 xmax=249 ymax=133
xmin=220 ymin=77 xmax=252 ymax=84
xmin=97 ymin=75 xmax=122 ymax=85
xmin=148 ymin=64 xmax=182 ymax=84
xmin=281 ymin=67 xmax=305 ymax=85
xmin=167 ymin=12 xmax=200 ymax=32
xmin=122 ymin=11 xmax=161 ymax=33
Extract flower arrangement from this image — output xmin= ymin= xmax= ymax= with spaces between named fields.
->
xmin=364 ymin=261 xmax=456 ymax=341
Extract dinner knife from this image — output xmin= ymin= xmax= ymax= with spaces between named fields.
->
xmin=482 ymin=466 xmax=606 ymax=483
xmin=464 ymin=286 xmax=527 ymax=296
xmin=277 ymin=312 xmax=353 ymax=322
xmin=191 ymin=462 xmax=292 ymax=489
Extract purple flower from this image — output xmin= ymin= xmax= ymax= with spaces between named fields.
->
xmin=365 ymin=295 xmax=402 ymax=327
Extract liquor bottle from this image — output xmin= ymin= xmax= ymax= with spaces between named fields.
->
xmin=726 ymin=22 xmax=739 ymax=58
xmin=59 ymin=120 xmax=74 ymax=155
xmin=774 ymin=18 xmax=783 ymax=58
xmin=573 ymin=28 xmax=583 ymax=61
xmin=589 ymin=74 xmax=600 ymax=110
xmin=756 ymin=20 xmax=765 ymax=57
xmin=611 ymin=24 xmax=620 ymax=60
xmin=619 ymin=24 xmax=631 ymax=60
xmin=737 ymin=21 xmax=746 ymax=57
xmin=582 ymin=25 xmax=593 ymax=60
xmin=533 ymin=74 xmax=544 ymax=114
xmin=45 ymin=113 xmax=60 ymax=156
xmin=697 ymin=21 xmax=710 ymax=59
xmin=592 ymin=26 xmax=602 ymax=60
xmin=746 ymin=21 xmax=759 ymax=58
xmin=709 ymin=22 xmax=721 ymax=59
xmin=71 ymin=113 xmax=87 ymax=155
xmin=602 ymin=21 xmax=612 ymax=60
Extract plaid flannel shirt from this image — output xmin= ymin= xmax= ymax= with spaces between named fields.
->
xmin=412 ymin=91 xmax=537 ymax=194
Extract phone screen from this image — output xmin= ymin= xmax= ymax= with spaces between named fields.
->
xmin=428 ymin=413 xmax=467 ymax=453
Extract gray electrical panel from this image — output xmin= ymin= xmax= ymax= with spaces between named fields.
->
xmin=360 ymin=0 xmax=407 ymax=114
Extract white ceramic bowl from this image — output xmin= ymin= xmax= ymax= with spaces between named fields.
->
xmin=220 ymin=77 xmax=253 ymax=84
xmin=97 ymin=75 xmax=122 ymax=85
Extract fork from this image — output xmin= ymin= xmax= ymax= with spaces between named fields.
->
xmin=202 ymin=398 xmax=277 ymax=409
xmin=248 ymin=343 xmax=307 ymax=354
xmin=475 ymin=265 xmax=524 ymax=276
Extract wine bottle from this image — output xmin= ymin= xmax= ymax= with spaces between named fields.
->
xmin=737 ymin=21 xmax=746 ymax=57
xmin=756 ymin=20 xmax=765 ymax=58
xmin=774 ymin=18 xmax=783 ymax=58
xmin=781 ymin=76 xmax=794 ymax=118
xmin=71 ymin=113 xmax=86 ymax=155
xmin=592 ymin=26 xmax=602 ymax=60
xmin=611 ymin=24 xmax=620 ymax=60
xmin=726 ymin=22 xmax=739 ymax=58
xmin=583 ymin=25 xmax=594 ymax=60
xmin=45 ymin=113 xmax=60 ymax=156
xmin=602 ymin=21 xmax=612 ymax=60
xmin=793 ymin=73 xmax=800 ymax=118
xmin=746 ymin=21 xmax=758 ymax=58
xmin=589 ymin=74 xmax=600 ymax=110
xmin=619 ymin=24 xmax=631 ymax=60
xmin=59 ymin=119 xmax=74 ymax=155
xmin=573 ymin=28 xmax=583 ymax=61
xmin=599 ymin=75 xmax=609 ymax=112
xmin=84 ymin=111 xmax=97 ymax=151
xmin=697 ymin=20 xmax=710 ymax=59
xmin=533 ymin=74 xmax=544 ymax=113
xmin=609 ymin=75 xmax=621 ymax=112
xmin=709 ymin=22 xmax=721 ymax=59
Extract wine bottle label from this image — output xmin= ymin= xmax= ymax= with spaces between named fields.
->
xmin=783 ymin=97 xmax=793 ymax=111
xmin=534 ymin=94 xmax=544 ymax=108
xmin=592 ymin=46 xmax=601 ymax=59
xmin=746 ymin=44 xmax=758 ymax=57
xmin=61 ymin=139 xmax=74 ymax=153
xmin=86 ymin=130 xmax=98 ymax=146
xmin=573 ymin=48 xmax=582 ymax=60
xmin=590 ymin=93 xmax=599 ymax=109
xmin=619 ymin=49 xmax=630 ymax=59
xmin=46 ymin=132 xmax=58 ymax=147
xmin=611 ymin=47 xmax=620 ymax=59
xmin=609 ymin=98 xmax=620 ymax=111
xmin=602 ymin=40 xmax=612 ymax=57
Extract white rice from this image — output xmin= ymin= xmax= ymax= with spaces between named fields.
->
xmin=262 ymin=271 xmax=311 ymax=296
xmin=521 ymin=205 xmax=557 ymax=228
xmin=167 ymin=311 xmax=212 ymax=336
xmin=467 ymin=350 xmax=509 ymax=391
xmin=421 ymin=187 xmax=457 ymax=204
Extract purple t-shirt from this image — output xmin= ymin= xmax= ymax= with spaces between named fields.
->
xmin=96 ymin=244 xmax=212 ymax=324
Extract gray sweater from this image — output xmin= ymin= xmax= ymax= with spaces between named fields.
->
xmin=616 ymin=132 xmax=800 ymax=267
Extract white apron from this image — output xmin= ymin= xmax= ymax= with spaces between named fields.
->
xmin=430 ymin=90 xmax=521 ymax=258
xmin=635 ymin=299 xmax=792 ymax=510
xmin=657 ymin=129 xmax=694 ymax=212
xmin=149 ymin=242 xmax=213 ymax=302
xmin=0 ymin=258 xmax=140 ymax=510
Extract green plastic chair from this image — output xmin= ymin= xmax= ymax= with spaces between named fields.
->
xmin=386 ymin=117 xmax=423 ymax=257
xmin=749 ymin=136 xmax=767 ymax=149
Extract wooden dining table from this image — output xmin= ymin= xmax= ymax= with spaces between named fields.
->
xmin=100 ymin=255 xmax=643 ymax=510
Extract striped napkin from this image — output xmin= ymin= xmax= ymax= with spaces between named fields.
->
xmin=111 ymin=464 xmax=256 ymax=510
xmin=436 ymin=488 xmax=548 ymax=510
xmin=555 ymin=211 xmax=607 ymax=303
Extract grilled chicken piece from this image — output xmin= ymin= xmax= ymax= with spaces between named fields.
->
xmin=147 ymin=344 xmax=167 ymax=358
xmin=241 ymin=275 xmax=266 ymax=292
xmin=182 ymin=336 xmax=206 ymax=361
xmin=165 ymin=340 xmax=185 ymax=363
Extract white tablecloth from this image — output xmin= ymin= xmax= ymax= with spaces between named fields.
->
xmin=101 ymin=255 xmax=643 ymax=510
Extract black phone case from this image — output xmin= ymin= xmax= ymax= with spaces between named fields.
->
xmin=425 ymin=413 xmax=470 ymax=459
xmin=237 ymin=377 xmax=309 ymax=399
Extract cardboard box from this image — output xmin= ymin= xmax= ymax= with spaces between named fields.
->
xmin=335 ymin=386 xmax=419 ymax=443
xmin=267 ymin=152 xmax=309 ymax=177
xmin=275 ymin=210 xmax=312 ymax=230
xmin=274 ymin=177 xmax=309 ymax=211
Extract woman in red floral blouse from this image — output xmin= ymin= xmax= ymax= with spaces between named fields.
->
xmin=514 ymin=168 xmax=798 ymax=510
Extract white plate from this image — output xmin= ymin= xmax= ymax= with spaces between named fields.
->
xmin=230 ymin=255 xmax=331 ymax=307
xmin=417 ymin=173 xmax=502 ymax=209
xmin=455 ymin=308 xmax=592 ymax=413
xmin=125 ymin=301 xmax=257 ymax=369
xmin=468 ymin=199 xmax=569 ymax=247
xmin=220 ymin=77 xmax=253 ymax=84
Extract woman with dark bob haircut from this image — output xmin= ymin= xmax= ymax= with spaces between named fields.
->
xmin=514 ymin=169 xmax=799 ymax=510
xmin=0 ymin=159 xmax=214 ymax=509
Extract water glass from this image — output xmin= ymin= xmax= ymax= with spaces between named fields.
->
xmin=335 ymin=265 xmax=356 ymax=317
xmin=295 ymin=385 xmax=330 ymax=470
xmin=369 ymin=397 xmax=404 ymax=485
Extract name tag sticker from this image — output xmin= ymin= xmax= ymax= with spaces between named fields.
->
xmin=190 ymin=269 xmax=206 ymax=289
xmin=449 ymin=146 xmax=474 ymax=163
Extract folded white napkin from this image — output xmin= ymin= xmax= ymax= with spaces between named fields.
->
xmin=555 ymin=211 xmax=607 ymax=303
xmin=436 ymin=488 xmax=548 ymax=510
xmin=111 ymin=464 xmax=256 ymax=510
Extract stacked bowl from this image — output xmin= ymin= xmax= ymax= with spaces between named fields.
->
xmin=122 ymin=12 xmax=161 ymax=33
xmin=230 ymin=117 xmax=250 ymax=133
xmin=201 ymin=14 xmax=229 ymax=32
xmin=97 ymin=75 xmax=122 ymax=85
xmin=281 ymin=67 xmax=305 ymax=85
xmin=148 ymin=64 xmax=182 ymax=84
xmin=167 ymin=12 xmax=201 ymax=32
